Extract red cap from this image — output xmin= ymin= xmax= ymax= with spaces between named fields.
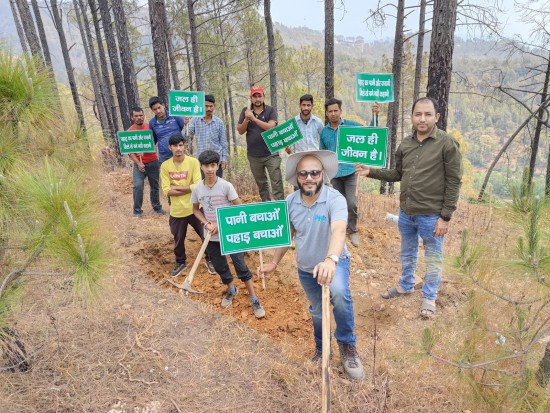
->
xmin=250 ymin=85 xmax=264 ymax=96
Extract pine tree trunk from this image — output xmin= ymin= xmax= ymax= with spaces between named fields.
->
xmin=74 ymin=0 xmax=110 ymax=140
xmin=112 ymin=0 xmax=140 ymax=108
xmin=187 ymin=0 xmax=202 ymax=91
xmin=149 ymin=0 xmax=171 ymax=102
xmin=413 ymin=0 xmax=427 ymax=104
xmin=9 ymin=0 xmax=28 ymax=54
xmin=15 ymin=0 xmax=43 ymax=62
xmin=381 ymin=0 xmax=404 ymax=195
xmin=30 ymin=0 xmax=52 ymax=68
xmin=160 ymin=6 xmax=180 ymax=90
xmin=536 ymin=342 xmax=550 ymax=387
xmin=184 ymin=34 xmax=194 ymax=89
xmin=324 ymin=0 xmax=334 ymax=100
xmin=527 ymin=52 xmax=550 ymax=186
xmin=98 ymin=0 xmax=131 ymax=129
xmin=426 ymin=0 xmax=457 ymax=131
xmin=88 ymin=0 xmax=118 ymax=134
xmin=49 ymin=0 xmax=86 ymax=131
xmin=264 ymin=0 xmax=277 ymax=112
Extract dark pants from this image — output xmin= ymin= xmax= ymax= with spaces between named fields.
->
xmin=247 ymin=154 xmax=284 ymax=201
xmin=331 ymin=173 xmax=358 ymax=233
xmin=133 ymin=160 xmax=162 ymax=214
xmin=169 ymin=213 xmax=209 ymax=264
xmin=206 ymin=241 xmax=252 ymax=285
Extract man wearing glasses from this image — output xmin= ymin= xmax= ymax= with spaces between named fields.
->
xmin=258 ymin=150 xmax=364 ymax=381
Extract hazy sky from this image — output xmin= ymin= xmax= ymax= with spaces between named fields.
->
xmin=269 ymin=0 xmax=532 ymax=41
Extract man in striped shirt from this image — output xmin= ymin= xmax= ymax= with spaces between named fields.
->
xmin=186 ymin=95 xmax=229 ymax=178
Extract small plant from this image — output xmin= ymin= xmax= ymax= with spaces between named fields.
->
xmin=422 ymin=176 xmax=550 ymax=412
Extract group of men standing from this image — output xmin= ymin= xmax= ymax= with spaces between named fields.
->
xmin=123 ymin=87 xmax=463 ymax=381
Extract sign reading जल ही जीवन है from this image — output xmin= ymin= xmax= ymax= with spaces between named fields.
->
xmin=168 ymin=90 xmax=205 ymax=117
xmin=337 ymin=126 xmax=388 ymax=168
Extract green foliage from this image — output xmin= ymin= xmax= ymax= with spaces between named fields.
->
xmin=421 ymin=328 xmax=435 ymax=354
xmin=0 ymin=49 xmax=110 ymax=347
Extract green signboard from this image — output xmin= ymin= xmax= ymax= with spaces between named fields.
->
xmin=168 ymin=90 xmax=205 ymax=117
xmin=261 ymin=118 xmax=304 ymax=153
xmin=217 ymin=201 xmax=291 ymax=255
xmin=117 ymin=130 xmax=156 ymax=155
xmin=337 ymin=126 xmax=388 ymax=168
xmin=356 ymin=73 xmax=394 ymax=103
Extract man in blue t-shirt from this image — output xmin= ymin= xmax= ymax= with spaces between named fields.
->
xmin=148 ymin=96 xmax=185 ymax=162
xmin=258 ymin=150 xmax=364 ymax=381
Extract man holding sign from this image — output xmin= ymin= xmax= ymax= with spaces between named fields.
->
xmin=320 ymin=98 xmax=363 ymax=247
xmin=355 ymin=97 xmax=463 ymax=319
xmin=259 ymin=150 xmax=364 ymax=381
xmin=237 ymin=85 xmax=283 ymax=202
xmin=127 ymin=107 xmax=165 ymax=218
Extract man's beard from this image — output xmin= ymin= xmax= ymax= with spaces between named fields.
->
xmin=298 ymin=180 xmax=323 ymax=197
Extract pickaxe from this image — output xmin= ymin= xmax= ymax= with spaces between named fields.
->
xmin=164 ymin=232 xmax=211 ymax=294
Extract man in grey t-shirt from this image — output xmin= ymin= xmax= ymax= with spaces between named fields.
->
xmin=258 ymin=150 xmax=364 ymax=381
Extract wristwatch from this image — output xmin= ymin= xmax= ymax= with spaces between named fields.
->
xmin=439 ymin=215 xmax=451 ymax=222
xmin=325 ymin=254 xmax=339 ymax=264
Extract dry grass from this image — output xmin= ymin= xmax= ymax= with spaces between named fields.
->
xmin=1 ymin=159 xmax=539 ymax=413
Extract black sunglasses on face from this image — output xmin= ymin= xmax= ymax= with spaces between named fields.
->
xmin=297 ymin=169 xmax=322 ymax=179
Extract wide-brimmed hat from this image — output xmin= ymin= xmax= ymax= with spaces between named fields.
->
xmin=285 ymin=150 xmax=338 ymax=187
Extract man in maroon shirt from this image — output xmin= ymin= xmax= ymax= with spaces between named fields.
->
xmin=128 ymin=106 xmax=166 ymax=217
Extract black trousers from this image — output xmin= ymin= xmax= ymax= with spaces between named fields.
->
xmin=206 ymin=241 xmax=252 ymax=285
xmin=169 ymin=213 xmax=209 ymax=264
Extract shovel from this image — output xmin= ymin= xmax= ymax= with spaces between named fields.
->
xmin=164 ymin=232 xmax=211 ymax=294
xmin=321 ymin=284 xmax=331 ymax=412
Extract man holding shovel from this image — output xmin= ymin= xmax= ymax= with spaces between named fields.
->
xmin=258 ymin=150 xmax=364 ymax=380
xmin=191 ymin=150 xmax=265 ymax=318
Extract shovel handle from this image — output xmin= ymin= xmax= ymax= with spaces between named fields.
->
xmin=321 ymin=284 xmax=331 ymax=412
xmin=259 ymin=249 xmax=266 ymax=290
xmin=185 ymin=231 xmax=211 ymax=287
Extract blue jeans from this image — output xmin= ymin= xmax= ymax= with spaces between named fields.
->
xmin=398 ymin=210 xmax=444 ymax=301
xmin=133 ymin=160 xmax=162 ymax=214
xmin=298 ymin=257 xmax=356 ymax=351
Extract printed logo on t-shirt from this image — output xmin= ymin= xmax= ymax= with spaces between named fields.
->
xmin=313 ymin=214 xmax=327 ymax=222
xmin=169 ymin=171 xmax=188 ymax=180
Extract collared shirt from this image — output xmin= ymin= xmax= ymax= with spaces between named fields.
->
xmin=291 ymin=114 xmax=324 ymax=152
xmin=149 ymin=113 xmax=185 ymax=162
xmin=286 ymin=185 xmax=350 ymax=273
xmin=320 ymin=118 xmax=361 ymax=178
xmin=238 ymin=105 xmax=278 ymax=157
xmin=368 ymin=126 xmax=463 ymax=218
xmin=127 ymin=122 xmax=158 ymax=164
xmin=188 ymin=115 xmax=229 ymax=161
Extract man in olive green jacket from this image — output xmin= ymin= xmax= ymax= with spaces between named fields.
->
xmin=356 ymin=96 xmax=463 ymax=319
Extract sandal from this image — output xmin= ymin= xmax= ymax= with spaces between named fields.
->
xmin=419 ymin=301 xmax=436 ymax=319
xmin=381 ymin=287 xmax=412 ymax=299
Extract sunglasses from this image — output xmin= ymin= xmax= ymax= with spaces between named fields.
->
xmin=297 ymin=169 xmax=323 ymax=179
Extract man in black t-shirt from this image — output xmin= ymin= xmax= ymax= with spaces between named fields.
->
xmin=237 ymin=85 xmax=284 ymax=201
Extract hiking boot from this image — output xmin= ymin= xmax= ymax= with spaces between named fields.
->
xmin=133 ymin=213 xmax=142 ymax=218
xmin=221 ymin=286 xmax=238 ymax=308
xmin=310 ymin=349 xmax=332 ymax=364
xmin=251 ymin=298 xmax=265 ymax=319
xmin=205 ymin=260 xmax=216 ymax=275
xmin=349 ymin=232 xmax=360 ymax=247
xmin=170 ymin=263 xmax=186 ymax=278
xmin=154 ymin=209 xmax=167 ymax=215
xmin=338 ymin=343 xmax=365 ymax=380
